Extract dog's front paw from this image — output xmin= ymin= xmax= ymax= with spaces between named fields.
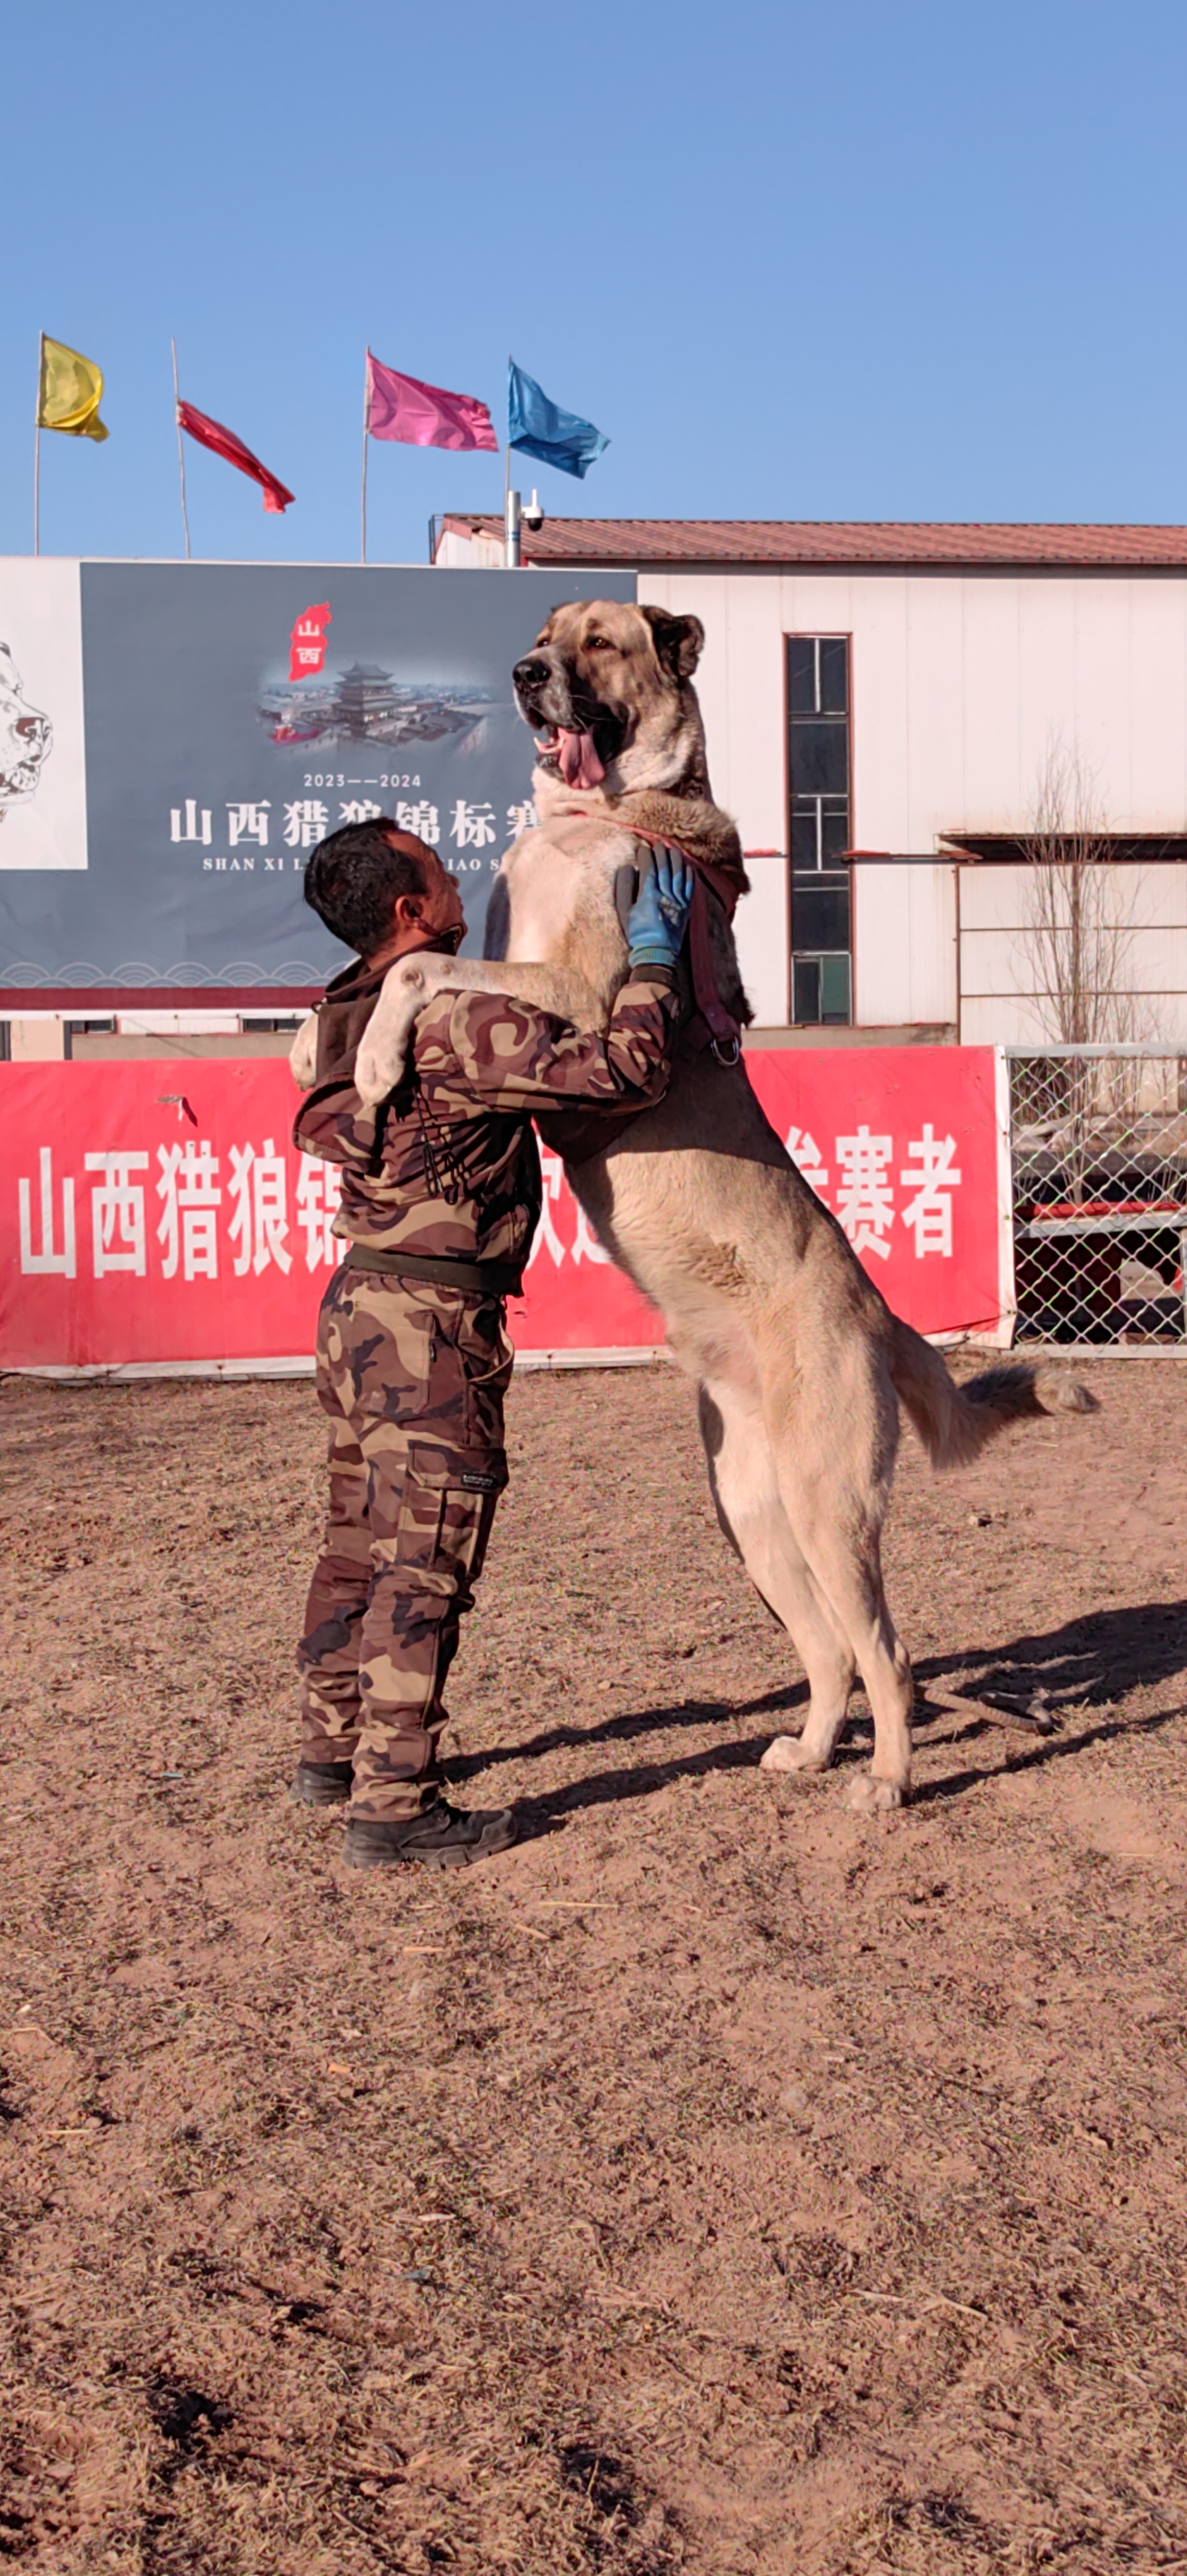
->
xmin=759 ymin=1734 xmax=829 ymax=1776
xmin=355 ymin=962 xmax=431 ymax=1106
xmin=289 ymin=1012 xmax=319 ymax=1089
xmin=843 ymin=1772 xmax=907 ymax=1815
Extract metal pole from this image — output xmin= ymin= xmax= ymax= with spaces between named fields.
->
xmin=503 ymin=355 xmax=520 ymax=565
xmin=361 ymin=352 xmax=370 ymax=565
xmin=171 ymin=340 xmax=191 ymax=562
xmin=504 ymin=484 xmax=521 ymax=569
xmin=34 ymin=333 xmax=42 ymax=557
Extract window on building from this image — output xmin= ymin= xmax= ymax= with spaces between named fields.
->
xmin=787 ymin=635 xmax=852 ymax=1024
xmin=63 ymin=1019 xmax=116 ymax=1059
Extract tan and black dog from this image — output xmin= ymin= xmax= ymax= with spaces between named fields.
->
xmin=295 ymin=599 xmax=1091 ymax=1812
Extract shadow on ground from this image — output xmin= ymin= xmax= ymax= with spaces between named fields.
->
xmin=452 ymin=1599 xmax=1187 ymax=1832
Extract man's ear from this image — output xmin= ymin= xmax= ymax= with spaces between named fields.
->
xmin=639 ymin=606 xmax=705 ymax=682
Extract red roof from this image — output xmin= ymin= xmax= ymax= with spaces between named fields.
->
xmin=438 ymin=514 xmax=1187 ymax=569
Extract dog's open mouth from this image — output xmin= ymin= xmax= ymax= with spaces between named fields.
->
xmin=0 ymin=758 xmax=44 ymax=801
xmin=534 ymin=726 xmax=607 ymax=789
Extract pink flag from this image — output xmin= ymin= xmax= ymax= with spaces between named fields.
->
xmin=365 ymin=350 xmax=498 ymax=453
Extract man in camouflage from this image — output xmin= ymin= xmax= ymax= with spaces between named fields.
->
xmin=291 ymin=815 xmax=693 ymax=1870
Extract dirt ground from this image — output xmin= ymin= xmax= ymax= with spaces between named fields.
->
xmin=1 ymin=1353 xmax=1186 ymax=2576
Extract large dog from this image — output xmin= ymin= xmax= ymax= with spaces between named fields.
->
xmin=299 ymin=600 xmax=1091 ymax=1812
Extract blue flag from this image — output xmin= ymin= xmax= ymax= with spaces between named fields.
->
xmin=507 ymin=360 xmax=609 ymax=479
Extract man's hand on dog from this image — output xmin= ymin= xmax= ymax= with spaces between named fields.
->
xmin=627 ymin=844 xmax=695 ymax=971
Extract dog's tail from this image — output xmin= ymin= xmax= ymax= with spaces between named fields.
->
xmin=888 ymin=1316 xmax=1097 ymax=1470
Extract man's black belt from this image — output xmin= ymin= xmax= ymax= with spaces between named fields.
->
xmin=341 ymin=1243 xmax=522 ymax=1297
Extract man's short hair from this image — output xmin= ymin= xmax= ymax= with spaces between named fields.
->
xmin=303 ymin=818 xmax=437 ymax=959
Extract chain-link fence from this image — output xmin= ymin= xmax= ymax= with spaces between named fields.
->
xmin=1008 ymin=1046 xmax=1187 ymax=1345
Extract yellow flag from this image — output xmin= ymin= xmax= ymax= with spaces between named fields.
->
xmin=36 ymin=335 xmax=108 ymax=442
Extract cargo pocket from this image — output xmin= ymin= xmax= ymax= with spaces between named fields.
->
xmin=458 ymin=1300 xmax=516 ymax=1448
xmin=393 ymin=1440 xmax=509 ymax=1598
xmin=347 ymin=1281 xmax=436 ymax=1426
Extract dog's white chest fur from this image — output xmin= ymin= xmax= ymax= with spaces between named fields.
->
xmin=499 ymin=827 xmax=635 ymax=1018
xmin=498 ymin=832 xmax=581 ymax=963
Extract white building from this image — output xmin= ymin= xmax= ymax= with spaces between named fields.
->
xmin=434 ymin=514 xmax=1187 ymax=1046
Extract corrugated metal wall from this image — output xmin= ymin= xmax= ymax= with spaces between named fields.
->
xmin=641 ymin=568 xmax=1187 ymax=858
xmin=958 ymin=862 xmax=1187 ymax=1045
xmin=853 ymin=863 xmax=956 ymax=1028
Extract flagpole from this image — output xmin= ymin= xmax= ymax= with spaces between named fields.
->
xmin=171 ymin=340 xmax=192 ymax=562
xmin=360 ymin=352 xmax=370 ymax=565
xmin=503 ymin=356 xmax=521 ymax=567
xmin=34 ymin=333 xmax=42 ymax=557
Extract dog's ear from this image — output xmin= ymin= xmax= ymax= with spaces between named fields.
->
xmin=639 ymin=606 xmax=705 ymax=682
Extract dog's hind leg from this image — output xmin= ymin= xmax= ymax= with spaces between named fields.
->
xmin=697 ymin=1379 xmax=856 ymax=1770
xmin=758 ymin=1348 xmax=914 ymax=1811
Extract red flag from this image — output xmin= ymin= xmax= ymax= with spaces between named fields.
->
xmin=365 ymin=350 xmax=498 ymax=453
xmin=176 ymin=400 xmax=294 ymax=514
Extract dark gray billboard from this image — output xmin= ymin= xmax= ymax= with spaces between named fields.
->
xmin=0 ymin=562 xmax=636 ymax=992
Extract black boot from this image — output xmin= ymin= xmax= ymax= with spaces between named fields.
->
xmin=344 ymin=1801 xmax=517 ymax=1871
xmin=290 ymin=1760 xmax=353 ymax=1807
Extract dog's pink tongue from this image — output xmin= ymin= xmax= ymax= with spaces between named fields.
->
xmin=556 ymin=728 xmax=605 ymax=788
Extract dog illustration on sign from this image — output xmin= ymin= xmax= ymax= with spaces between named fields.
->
xmin=0 ymin=640 xmax=53 ymax=821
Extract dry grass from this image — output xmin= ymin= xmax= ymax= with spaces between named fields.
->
xmin=1 ymin=1356 xmax=1185 ymax=2572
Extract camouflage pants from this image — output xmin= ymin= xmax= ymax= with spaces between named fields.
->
xmin=298 ymin=1263 xmax=512 ymax=1820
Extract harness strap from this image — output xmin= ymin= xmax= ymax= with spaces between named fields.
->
xmin=629 ymin=829 xmax=742 ymax=1066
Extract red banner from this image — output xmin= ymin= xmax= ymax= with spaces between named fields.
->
xmin=0 ymin=1048 xmax=1012 ymax=1372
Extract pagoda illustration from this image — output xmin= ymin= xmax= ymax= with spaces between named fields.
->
xmin=260 ymin=658 xmax=497 ymax=750
xmin=334 ymin=663 xmax=406 ymax=738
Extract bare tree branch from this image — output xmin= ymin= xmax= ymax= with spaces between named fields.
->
xmin=1017 ymin=738 xmax=1154 ymax=1195
xmin=1020 ymin=738 xmax=1146 ymax=1045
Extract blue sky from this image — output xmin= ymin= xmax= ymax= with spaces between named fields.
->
xmin=4 ymin=0 xmax=1186 ymax=565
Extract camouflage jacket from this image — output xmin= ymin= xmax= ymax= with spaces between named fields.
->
xmin=292 ymin=953 xmax=681 ymax=1270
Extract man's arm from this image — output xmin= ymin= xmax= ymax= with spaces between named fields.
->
xmin=293 ymin=964 xmax=680 ymax=1182
xmin=354 ymin=845 xmax=694 ymax=1111
xmin=415 ymin=846 xmax=695 ymax=1113
xmin=426 ymin=965 xmax=683 ymax=1114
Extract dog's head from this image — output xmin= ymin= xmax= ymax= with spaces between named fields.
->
xmin=512 ymin=600 xmax=707 ymax=799
xmin=0 ymin=643 xmax=52 ymax=814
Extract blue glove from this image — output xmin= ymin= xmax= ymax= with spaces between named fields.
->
xmin=626 ymin=844 xmax=695 ymax=970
